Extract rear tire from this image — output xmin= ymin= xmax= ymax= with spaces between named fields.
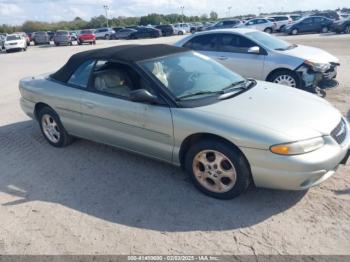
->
xmin=38 ymin=107 xmax=74 ymax=148
xmin=185 ymin=139 xmax=251 ymax=199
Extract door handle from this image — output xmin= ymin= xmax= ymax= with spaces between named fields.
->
xmin=83 ymin=102 xmax=96 ymax=109
xmin=217 ymin=56 xmax=228 ymax=61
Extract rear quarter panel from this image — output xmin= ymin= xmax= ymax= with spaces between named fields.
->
xmin=19 ymin=76 xmax=84 ymax=135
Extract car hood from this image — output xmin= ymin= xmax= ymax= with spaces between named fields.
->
xmin=276 ymin=44 xmax=339 ymax=64
xmin=195 ymin=81 xmax=341 ymax=141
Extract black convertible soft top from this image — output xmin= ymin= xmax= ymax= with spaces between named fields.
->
xmin=50 ymin=44 xmax=189 ymax=83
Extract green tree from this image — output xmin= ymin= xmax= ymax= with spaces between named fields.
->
xmin=209 ymin=11 xmax=218 ymax=20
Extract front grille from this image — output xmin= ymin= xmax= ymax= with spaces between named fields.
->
xmin=331 ymin=119 xmax=347 ymax=145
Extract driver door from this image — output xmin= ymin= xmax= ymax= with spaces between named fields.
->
xmin=214 ymin=34 xmax=265 ymax=79
xmin=80 ymin=60 xmax=174 ymax=162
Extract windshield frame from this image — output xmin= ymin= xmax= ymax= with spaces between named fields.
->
xmin=137 ymin=51 xmax=253 ymax=107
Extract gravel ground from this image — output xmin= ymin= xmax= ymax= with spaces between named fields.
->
xmin=0 ymin=33 xmax=349 ymax=255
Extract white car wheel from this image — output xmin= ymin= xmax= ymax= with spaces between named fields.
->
xmin=273 ymin=74 xmax=297 ymax=88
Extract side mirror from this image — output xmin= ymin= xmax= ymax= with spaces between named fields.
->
xmin=248 ymin=46 xmax=260 ymax=54
xmin=129 ymin=89 xmax=159 ymax=104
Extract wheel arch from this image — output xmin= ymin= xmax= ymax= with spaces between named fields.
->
xmin=34 ymin=102 xmax=55 ymax=121
xmin=265 ymin=67 xmax=298 ymax=82
xmin=178 ymin=133 xmax=251 ymax=173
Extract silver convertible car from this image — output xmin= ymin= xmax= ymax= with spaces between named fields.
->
xmin=19 ymin=45 xmax=350 ymax=199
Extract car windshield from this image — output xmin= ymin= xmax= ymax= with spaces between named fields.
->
xmin=6 ymin=35 xmax=21 ymax=41
xmin=245 ymin=31 xmax=296 ymax=51
xmin=140 ymin=52 xmax=246 ymax=100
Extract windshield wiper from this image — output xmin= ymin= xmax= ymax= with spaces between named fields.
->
xmin=176 ymin=79 xmax=256 ymax=101
xmin=219 ymin=79 xmax=257 ymax=100
xmin=221 ymin=80 xmax=247 ymax=93
xmin=176 ymin=90 xmax=223 ymax=100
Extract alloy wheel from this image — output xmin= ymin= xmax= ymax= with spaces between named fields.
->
xmin=192 ymin=150 xmax=237 ymax=193
xmin=273 ymin=75 xmax=297 ymax=87
xmin=41 ymin=114 xmax=61 ymax=143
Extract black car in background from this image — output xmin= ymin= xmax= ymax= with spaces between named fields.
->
xmin=129 ymin=27 xmax=161 ymax=39
xmin=33 ymin=31 xmax=50 ymax=45
xmin=332 ymin=18 xmax=350 ymax=33
xmin=284 ymin=16 xmax=334 ymax=34
xmin=155 ymin=25 xmax=174 ymax=36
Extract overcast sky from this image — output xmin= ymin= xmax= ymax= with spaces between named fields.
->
xmin=0 ymin=0 xmax=349 ymax=25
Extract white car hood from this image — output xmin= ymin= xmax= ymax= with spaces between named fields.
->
xmin=278 ymin=44 xmax=339 ymax=64
xmin=197 ymin=81 xmax=341 ymax=141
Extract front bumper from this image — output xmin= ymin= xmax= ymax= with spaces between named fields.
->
xmin=79 ymin=39 xmax=95 ymax=42
xmin=240 ymin=118 xmax=350 ymax=190
xmin=5 ymin=44 xmax=24 ymax=51
xmin=296 ymin=63 xmax=339 ymax=90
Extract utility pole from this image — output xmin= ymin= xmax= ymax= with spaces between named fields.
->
xmin=180 ymin=6 xmax=184 ymax=23
xmin=103 ymin=5 xmax=109 ymax=27
xmin=228 ymin=6 xmax=232 ymax=18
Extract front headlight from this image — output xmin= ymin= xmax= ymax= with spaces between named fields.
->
xmin=270 ymin=137 xmax=325 ymax=155
xmin=305 ymin=60 xmax=331 ymax=72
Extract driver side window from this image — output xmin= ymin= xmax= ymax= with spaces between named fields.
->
xmin=91 ymin=60 xmax=154 ymax=99
xmin=218 ymin=34 xmax=256 ymax=53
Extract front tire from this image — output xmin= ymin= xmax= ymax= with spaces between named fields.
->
xmin=38 ymin=107 xmax=74 ymax=148
xmin=264 ymin=27 xmax=272 ymax=34
xmin=268 ymin=70 xmax=299 ymax=88
xmin=344 ymin=25 xmax=350 ymax=34
xmin=291 ymin=28 xmax=299 ymax=35
xmin=185 ymin=140 xmax=251 ymax=199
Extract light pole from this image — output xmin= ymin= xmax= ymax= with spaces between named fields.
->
xmin=258 ymin=6 xmax=262 ymax=16
xmin=180 ymin=6 xmax=184 ymax=23
xmin=228 ymin=6 xmax=232 ymax=18
xmin=103 ymin=5 xmax=109 ymax=27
